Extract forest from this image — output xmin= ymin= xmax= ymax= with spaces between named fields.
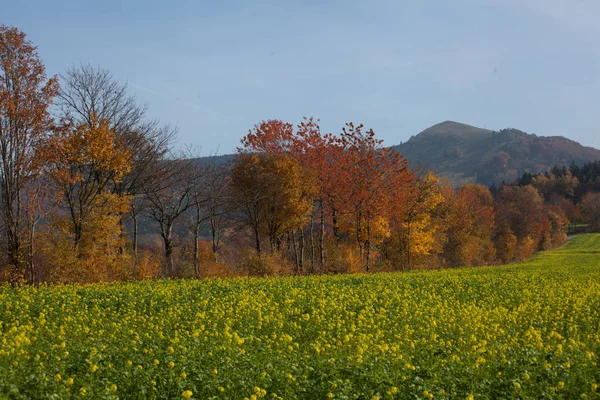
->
xmin=1 ymin=25 xmax=597 ymax=285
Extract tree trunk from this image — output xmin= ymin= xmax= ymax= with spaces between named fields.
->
xmin=254 ymin=223 xmax=262 ymax=254
xmin=320 ymin=201 xmax=325 ymax=272
xmin=193 ymin=224 xmax=200 ymax=277
xmin=299 ymin=227 xmax=305 ymax=274
xmin=162 ymin=223 xmax=174 ymax=277
xmin=2 ymin=187 xmax=21 ymax=271
xmin=406 ymin=220 xmax=412 ymax=270
xmin=210 ymin=213 xmax=219 ymax=257
xmin=74 ymin=220 xmax=83 ymax=250
xmin=164 ymin=238 xmax=174 ymax=277
xmin=132 ymin=212 xmax=138 ymax=258
xmin=332 ymin=208 xmax=340 ymax=240
xmin=28 ymin=219 xmax=36 ymax=285
xmin=365 ymin=218 xmax=371 ymax=273
xmin=118 ymin=215 xmax=125 ymax=254
xmin=291 ymin=231 xmax=300 ymax=274
xmin=309 ymin=213 xmax=315 ymax=273
xmin=356 ymin=216 xmax=363 ymax=265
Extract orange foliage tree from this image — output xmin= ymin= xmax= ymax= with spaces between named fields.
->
xmin=0 ymin=25 xmax=59 ymax=279
xmin=335 ymin=123 xmax=412 ymax=271
xmin=39 ymin=116 xmax=132 ymax=282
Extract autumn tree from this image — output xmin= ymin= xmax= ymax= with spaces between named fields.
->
xmin=580 ymin=192 xmax=600 ymax=232
xmin=45 ymin=116 xmax=131 ymax=246
xmin=39 ymin=116 xmax=132 ymax=282
xmin=231 ymin=153 xmax=315 ymax=266
xmin=237 ymin=119 xmax=319 ymax=272
xmin=335 ymin=123 xmax=411 ymax=271
xmin=494 ymin=185 xmax=547 ymax=262
xmin=56 ymin=65 xmax=173 ymax=253
xmin=391 ymin=171 xmax=444 ymax=270
xmin=0 ymin=26 xmax=59 ymax=278
xmin=531 ymin=171 xmax=579 ymax=202
xmin=444 ymin=184 xmax=496 ymax=267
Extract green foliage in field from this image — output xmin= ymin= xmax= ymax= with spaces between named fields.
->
xmin=1 ymin=236 xmax=600 ymax=399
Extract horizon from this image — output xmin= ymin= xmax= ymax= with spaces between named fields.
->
xmin=4 ymin=0 xmax=600 ymax=153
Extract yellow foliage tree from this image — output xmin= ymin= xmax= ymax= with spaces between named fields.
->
xmin=231 ymin=153 xmax=316 ymax=259
xmin=399 ymin=172 xmax=444 ymax=269
xmin=40 ymin=115 xmax=133 ymax=282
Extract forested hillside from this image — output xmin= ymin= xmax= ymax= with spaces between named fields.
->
xmin=393 ymin=121 xmax=600 ymax=186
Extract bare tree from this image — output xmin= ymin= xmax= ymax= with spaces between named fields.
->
xmin=115 ymin=122 xmax=176 ymax=255
xmin=142 ymin=157 xmax=194 ymax=277
xmin=182 ymin=153 xmax=211 ymax=276
xmin=205 ymin=164 xmax=234 ymax=258
xmin=184 ymin=158 xmax=235 ymax=274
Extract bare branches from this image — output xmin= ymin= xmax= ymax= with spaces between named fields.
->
xmin=57 ymin=64 xmax=146 ymax=135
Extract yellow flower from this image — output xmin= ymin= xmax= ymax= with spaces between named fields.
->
xmin=181 ymin=390 xmax=193 ymax=399
xmin=168 ymin=361 xmax=175 ymax=368
xmin=557 ymin=381 xmax=565 ymax=389
xmin=153 ymin=359 xmax=159 ymax=366
xmin=55 ymin=374 xmax=61 ymax=382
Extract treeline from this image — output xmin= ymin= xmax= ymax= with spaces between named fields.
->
xmin=512 ymin=161 xmax=600 ymax=232
xmin=0 ymin=26 xmax=581 ymax=284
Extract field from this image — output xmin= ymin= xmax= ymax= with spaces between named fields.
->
xmin=1 ymin=236 xmax=600 ymax=399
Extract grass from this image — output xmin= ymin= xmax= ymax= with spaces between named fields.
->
xmin=0 ymin=235 xmax=599 ymax=399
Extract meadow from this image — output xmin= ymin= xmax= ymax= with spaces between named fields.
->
xmin=1 ymin=236 xmax=599 ymax=399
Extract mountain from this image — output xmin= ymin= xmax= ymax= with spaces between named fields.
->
xmin=393 ymin=121 xmax=600 ymax=187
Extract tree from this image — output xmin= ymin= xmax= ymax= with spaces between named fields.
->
xmin=203 ymin=163 xmax=234 ymax=258
xmin=444 ymin=184 xmax=496 ymax=267
xmin=44 ymin=116 xmax=131 ymax=247
xmin=183 ymin=157 xmax=213 ymax=276
xmin=335 ymin=123 xmax=411 ymax=271
xmin=0 ymin=26 xmax=59 ymax=277
xmin=396 ymin=171 xmax=444 ymax=269
xmin=236 ymin=119 xmax=319 ymax=272
xmin=142 ymin=157 xmax=194 ymax=277
xmin=120 ymin=122 xmax=175 ymax=256
xmin=38 ymin=116 xmax=132 ymax=283
xmin=231 ymin=153 xmax=315 ymax=266
xmin=494 ymin=185 xmax=547 ymax=261
xmin=580 ymin=193 xmax=600 ymax=232
xmin=56 ymin=64 xmax=174 ymax=253
xmin=57 ymin=64 xmax=146 ymax=135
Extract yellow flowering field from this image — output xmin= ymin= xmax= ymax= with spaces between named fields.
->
xmin=1 ymin=235 xmax=600 ymax=399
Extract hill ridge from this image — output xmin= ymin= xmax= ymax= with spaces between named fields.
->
xmin=393 ymin=122 xmax=600 ymax=186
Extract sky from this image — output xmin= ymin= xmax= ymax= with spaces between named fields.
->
xmin=3 ymin=0 xmax=600 ymax=154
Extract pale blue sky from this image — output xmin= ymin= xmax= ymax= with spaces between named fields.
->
xmin=3 ymin=0 xmax=600 ymax=154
